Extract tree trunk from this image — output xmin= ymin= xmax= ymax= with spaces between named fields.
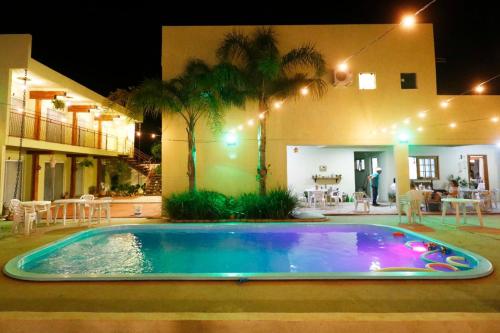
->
xmin=258 ymin=101 xmax=267 ymax=196
xmin=187 ymin=125 xmax=196 ymax=192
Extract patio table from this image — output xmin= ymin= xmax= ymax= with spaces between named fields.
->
xmin=53 ymin=199 xmax=86 ymax=225
xmin=441 ymin=198 xmax=483 ymax=227
xmin=305 ymin=189 xmax=328 ymax=207
xmin=19 ymin=201 xmax=52 ymax=235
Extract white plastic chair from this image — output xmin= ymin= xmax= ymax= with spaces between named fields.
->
xmin=9 ymin=199 xmax=37 ymax=234
xmin=79 ymin=194 xmax=95 ymax=223
xmin=399 ymin=190 xmax=423 ymax=224
xmin=311 ymin=191 xmax=326 ymax=208
xmin=353 ymin=192 xmax=370 ymax=213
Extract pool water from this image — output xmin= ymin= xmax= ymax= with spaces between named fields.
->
xmin=4 ymin=224 xmax=493 ymax=280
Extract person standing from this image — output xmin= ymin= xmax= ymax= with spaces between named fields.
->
xmin=368 ymin=167 xmax=382 ymax=206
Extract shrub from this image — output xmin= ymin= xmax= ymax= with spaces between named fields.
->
xmin=237 ymin=188 xmax=298 ymax=219
xmin=165 ymin=190 xmax=232 ymax=220
xmin=164 ymin=188 xmax=298 ymax=220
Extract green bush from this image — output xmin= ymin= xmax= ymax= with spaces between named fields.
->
xmin=165 ymin=190 xmax=232 ymax=220
xmin=164 ymin=188 xmax=298 ymax=220
xmin=237 ymin=188 xmax=297 ymax=219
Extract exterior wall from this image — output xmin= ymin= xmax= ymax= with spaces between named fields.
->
xmin=0 ymin=35 xmax=31 ymax=210
xmin=161 ymin=24 xmax=500 ymax=197
xmin=0 ymin=34 xmax=138 ymax=211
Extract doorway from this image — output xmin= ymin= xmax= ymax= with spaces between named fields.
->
xmin=468 ymin=155 xmax=489 ymax=189
xmin=354 ymin=152 xmax=380 ymax=195
xmin=3 ymin=160 xmax=23 ymax=207
xmin=44 ymin=162 xmax=64 ymax=201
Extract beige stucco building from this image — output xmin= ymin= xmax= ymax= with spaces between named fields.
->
xmin=161 ymin=24 xmax=500 ymax=200
xmin=0 ymin=35 xmax=138 ymax=212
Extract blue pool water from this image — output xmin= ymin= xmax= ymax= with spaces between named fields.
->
xmin=4 ymin=224 xmax=493 ymax=280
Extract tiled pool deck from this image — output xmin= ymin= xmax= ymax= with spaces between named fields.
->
xmin=0 ymin=215 xmax=499 ymax=332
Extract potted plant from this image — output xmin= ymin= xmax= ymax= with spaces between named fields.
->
xmin=52 ymin=98 xmax=66 ymax=110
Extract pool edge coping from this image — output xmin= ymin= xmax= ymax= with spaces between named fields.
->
xmin=3 ymin=222 xmax=494 ymax=281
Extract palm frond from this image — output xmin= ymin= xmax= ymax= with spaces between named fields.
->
xmin=251 ymin=27 xmax=279 ymax=58
xmin=216 ymin=31 xmax=251 ymax=68
xmin=281 ymin=44 xmax=326 ymax=77
xmin=127 ymin=79 xmax=182 ymax=118
xmin=270 ymin=74 xmax=328 ymax=100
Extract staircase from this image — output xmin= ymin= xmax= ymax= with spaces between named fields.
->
xmin=120 ymin=148 xmax=161 ymax=195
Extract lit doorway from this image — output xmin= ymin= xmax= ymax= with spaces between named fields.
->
xmin=468 ymin=155 xmax=489 ymax=189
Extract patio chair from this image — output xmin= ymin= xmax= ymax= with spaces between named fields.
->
xmin=311 ymin=191 xmax=326 ymax=208
xmin=353 ymin=192 xmax=370 ymax=213
xmin=9 ymin=199 xmax=37 ymax=234
xmin=478 ymin=191 xmax=494 ymax=212
xmin=79 ymin=194 xmax=95 ymax=222
xmin=398 ymin=190 xmax=423 ymax=224
xmin=329 ymin=187 xmax=343 ymax=206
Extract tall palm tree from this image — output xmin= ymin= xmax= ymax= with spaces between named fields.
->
xmin=217 ymin=27 xmax=327 ymax=195
xmin=127 ymin=59 xmax=244 ymax=192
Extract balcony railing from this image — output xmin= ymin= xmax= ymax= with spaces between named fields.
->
xmin=8 ymin=109 xmax=133 ymax=155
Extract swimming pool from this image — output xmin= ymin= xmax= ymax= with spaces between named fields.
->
xmin=3 ymin=223 xmax=493 ymax=281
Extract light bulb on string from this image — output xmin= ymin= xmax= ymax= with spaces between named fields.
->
xmin=449 ymin=122 xmax=457 ymax=128
xmin=273 ymin=101 xmax=284 ymax=109
xmin=440 ymin=100 xmax=450 ymax=108
xmin=258 ymin=113 xmax=265 ymax=119
xmin=474 ymin=85 xmax=485 ymax=93
xmin=418 ymin=111 xmax=427 ymax=119
xmin=401 ymin=15 xmax=416 ymax=28
xmin=491 ymin=116 xmax=499 ymax=123
xmin=337 ymin=62 xmax=349 ymax=72
xmin=300 ymin=87 xmax=310 ymax=96
xmin=247 ymin=119 xmax=255 ymax=126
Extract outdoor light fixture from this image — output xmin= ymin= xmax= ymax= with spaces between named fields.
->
xmin=259 ymin=113 xmax=265 ymax=119
xmin=398 ymin=133 xmax=409 ymax=143
xmin=273 ymin=101 xmax=284 ymax=109
xmin=491 ymin=116 xmax=499 ymax=123
xmin=337 ymin=62 xmax=349 ymax=72
xmin=136 ymin=131 xmax=141 ymax=137
xmin=300 ymin=87 xmax=310 ymax=96
xmin=449 ymin=122 xmax=457 ymax=128
xmin=440 ymin=100 xmax=450 ymax=108
xmin=474 ymin=85 xmax=485 ymax=93
xmin=247 ymin=119 xmax=255 ymax=126
xmin=151 ymin=133 xmax=156 ymax=139
xmin=401 ymin=15 xmax=416 ymax=28
xmin=418 ymin=111 xmax=427 ymax=118
xmin=224 ymin=132 xmax=238 ymax=146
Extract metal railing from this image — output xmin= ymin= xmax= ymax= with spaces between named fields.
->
xmin=8 ymin=109 xmax=133 ymax=155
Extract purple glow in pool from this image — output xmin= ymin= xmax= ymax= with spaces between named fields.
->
xmin=3 ymin=223 xmax=493 ymax=280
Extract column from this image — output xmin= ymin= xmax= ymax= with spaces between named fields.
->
xmin=394 ymin=143 xmax=410 ymax=197
xmin=31 ymin=153 xmax=40 ymax=200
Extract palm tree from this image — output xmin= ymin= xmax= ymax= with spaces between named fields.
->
xmin=217 ymin=27 xmax=327 ymax=195
xmin=126 ymin=59 xmax=244 ymax=192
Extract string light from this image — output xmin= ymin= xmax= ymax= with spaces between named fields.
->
xmin=247 ymin=119 xmax=255 ymax=126
xmin=136 ymin=131 xmax=141 ymax=137
xmin=258 ymin=113 xmax=265 ymax=119
xmin=401 ymin=15 xmax=416 ymax=28
xmin=449 ymin=122 xmax=457 ymax=128
xmin=337 ymin=63 xmax=349 ymax=72
xmin=440 ymin=100 xmax=450 ymax=108
xmin=151 ymin=133 xmax=156 ymax=139
xmin=418 ymin=111 xmax=427 ymax=118
xmin=491 ymin=116 xmax=499 ymax=123
xmin=474 ymin=84 xmax=485 ymax=93
xmin=273 ymin=100 xmax=284 ymax=109
xmin=300 ymin=87 xmax=310 ymax=96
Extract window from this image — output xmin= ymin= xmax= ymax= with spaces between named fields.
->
xmin=359 ymin=73 xmax=376 ymax=90
xmin=409 ymin=156 xmax=439 ymax=179
xmin=355 ymin=159 xmax=365 ymax=171
xmin=401 ymin=73 xmax=417 ymax=89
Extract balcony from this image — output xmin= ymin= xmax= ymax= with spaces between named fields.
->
xmin=8 ymin=109 xmax=133 ymax=155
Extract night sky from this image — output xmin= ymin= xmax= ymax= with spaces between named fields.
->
xmin=1 ymin=0 xmax=498 ymax=152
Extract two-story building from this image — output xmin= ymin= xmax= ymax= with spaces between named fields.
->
xmin=0 ymin=35 xmax=138 ymax=212
xmin=161 ymin=24 xmax=500 ymax=200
